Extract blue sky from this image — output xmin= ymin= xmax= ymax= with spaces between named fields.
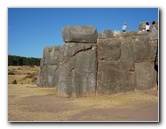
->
xmin=8 ymin=8 xmax=158 ymax=58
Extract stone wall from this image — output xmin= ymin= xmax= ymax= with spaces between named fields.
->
xmin=37 ymin=25 xmax=158 ymax=97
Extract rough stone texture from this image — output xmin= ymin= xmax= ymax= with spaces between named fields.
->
xmin=113 ymin=30 xmax=121 ymax=38
xmin=120 ymin=43 xmax=134 ymax=70
xmin=97 ymin=39 xmax=121 ymax=61
xmin=132 ymin=41 xmax=150 ymax=63
xmin=37 ymin=25 xmax=158 ymax=97
xmin=103 ymin=29 xmax=113 ymax=38
xmin=62 ymin=26 xmax=98 ymax=43
xmin=135 ymin=62 xmax=157 ymax=89
xmin=148 ymin=43 xmax=158 ymax=61
xmin=56 ymin=43 xmax=97 ymax=97
xmin=97 ymin=60 xmax=134 ymax=95
xmin=98 ymin=32 xmax=104 ymax=39
xmin=37 ymin=46 xmax=61 ymax=87
xmin=38 ymin=44 xmax=97 ymax=97
xmin=149 ymin=31 xmax=158 ymax=40
xmin=96 ymin=30 xmax=158 ymax=94
xmin=138 ymin=22 xmax=146 ymax=31
xmin=97 ymin=37 xmax=135 ymax=95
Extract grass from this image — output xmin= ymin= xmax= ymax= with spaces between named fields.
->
xmin=8 ymin=66 xmax=39 ymax=84
xmin=72 ymin=92 xmax=158 ymax=109
xmin=8 ymin=66 xmax=158 ymax=121
xmin=8 ymin=84 xmax=56 ymax=97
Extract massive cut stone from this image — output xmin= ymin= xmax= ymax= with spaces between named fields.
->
xmin=148 ymin=43 xmax=158 ymax=61
xmin=97 ymin=60 xmax=134 ymax=95
xmin=37 ymin=24 xmax=159 ymax=97
xmin=37 ymin=66 xmax=47 ymax=87
xmin=138 ymin=22 xmax=146 ymax=31
xmin=37 ymin=46 xmax=61 ymax=87
xmin=132 ymin=40 xmax=150 ymax=63
xmin=120 ymin=44 xmax=134 ymax=70
xmin=43 ymin=46 xmax=61 ymax=65
xmin=56 ymin=43 xmax=97 ymax=97
xmin=149 ymin=31 xmax=158 ymax=40
xmin=62 ymin=26 xmax=98 ymax=43
xmin=135 ymin=62 xmax=157 ymax=89
xmin=98 ymin=32 xmax=104 ymax=39
xmin=103 ymin=29 xmax=113 ymax=38
xmin=113 ymin=30 xmax=121 ymax=38
xmin=97 ymin=39 xmax=121 ymax=60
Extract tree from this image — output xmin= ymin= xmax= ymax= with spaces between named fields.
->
xmin=8 ymin=55 xmax=41 ymax=66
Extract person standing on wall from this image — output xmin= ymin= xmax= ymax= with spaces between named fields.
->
xmin=151 ymin=21 xmax=158 ymax=32
xmin=122 ymin=23 xmax=128 ymax=32
xmin=146 ymin=22 xmax=150 ymax=32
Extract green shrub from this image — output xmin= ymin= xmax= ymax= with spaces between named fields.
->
xmin=12 ymin=80 xmax=17 ymax=84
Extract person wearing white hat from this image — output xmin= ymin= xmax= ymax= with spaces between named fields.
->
xmin=122 ymin=23 xmax=128 ymax=32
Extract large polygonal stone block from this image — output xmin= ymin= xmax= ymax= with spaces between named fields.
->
xmin=62 ymin=26 xmax=98 ymax=43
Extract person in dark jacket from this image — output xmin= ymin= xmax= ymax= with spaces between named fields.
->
xmin=154 ymin=46 xmax=158 ymax=90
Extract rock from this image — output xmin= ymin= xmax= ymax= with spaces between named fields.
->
xmin=37 ymin=46 xmax=61 ymax=87
xmin=135 ymin=62 xmax=157 ymax=89
xmin=138 ymin=22 xmax=146 ymax=31
xmin=43 ymin=46 xmax=61 ymax=65
xmin=132 ymin=40 xmax=150 ymax=62
xmin=98 ymin=32 xmax=105 ymax=39
xmin=120 ymin=43 xmax=134 ymax=70
xmin=149 ymin=31 xmax=158 ymax=40
xmin=103 ymin=29 xmax=113 ymax=38
xmin=62 ymin=26 xmax=98 ymax=43
xmin=56 ymin=43 xmax=97 ymax=97
xmin=97 ymin=60 xmax=134 ymax=94
xmin=37 ymin=66 xmax=47 ymax=87
xmin=148 ymin=43 xmax=158 ymax=61
xmin=97 ymin=39 xmax=121 ymax=61
xmin=37 ymin=24 xmax=159 ymax=97
xmin=113 ymin=30 xmax=121 ymax=37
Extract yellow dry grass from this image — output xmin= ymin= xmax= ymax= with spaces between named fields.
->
xmin=8 ymin=66 xmax=158 ymax=121
xmin=72 ymin=92 xmax=158 ymax=109
xmin=8 ymin=65 xmax=39 ymax=84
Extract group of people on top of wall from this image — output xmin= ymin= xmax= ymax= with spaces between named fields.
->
xmin=145 ymin=21 xmax=158 ymax=32
xmin=122 ymin=21 xmax=158 ymax=32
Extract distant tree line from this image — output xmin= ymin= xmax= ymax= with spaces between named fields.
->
xmin=8 ymin=55 xmax=41 ymax=66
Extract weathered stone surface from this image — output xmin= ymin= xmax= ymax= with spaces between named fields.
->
xmin=103 ymin=29 xmax=113 ymax=38
xmin=97 ymin=39 xmax=121 ymax=61
xmin=132 ymin=40 xmax=150 ymax=62
xmin=148 ymin=43 xmax=158 ymax=61
xmin=62 ymin=26 xmax=98 ymax=43
xmin=135 ymin=62 xmax=157 ymax=89
xmin=37 ymin=46 xmax=61 ymax=87
xmin=97 ymin=60 xmax=134 ymax=95
xmin=98 ymin=32 xmax=104 ymax=39
xmin=120 ymin=44 xmax=134 ymax=70
xmin=37 ymin=66 xmax=47 ymax=87
xmin=113 ymin=30 xmax=121 ymax=38
xmin=43 ymin=46 xmax=61 ymax=65
xmin=37 ymin=25 xmax=159 ymax=96
xmin=135 ymin=35 xmax=149 ymax=42
xmin=149 ymin=31 xmax=158 ymax=40
xmin=46 ymin=65 xmax=57 ymax=87
xmin=138 ymin=22 xmax=146 ymax=31
xmin=56 ymin=43 xmax=97 ymax=97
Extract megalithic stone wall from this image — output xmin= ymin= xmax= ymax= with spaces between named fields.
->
xmin=37 ymin=26 xmax=98 ymax=97
xmin=97 ymin=31 xmax=158 ymax=95
xmin=37 ymin=25 xmax=158 ymax=97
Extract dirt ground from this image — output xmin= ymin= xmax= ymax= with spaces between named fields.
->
xmin=8 ymin=66 xmax=159 ymax=122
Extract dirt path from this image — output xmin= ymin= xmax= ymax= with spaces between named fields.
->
xmin=8 ymin=84 xmax=158 ymax=122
